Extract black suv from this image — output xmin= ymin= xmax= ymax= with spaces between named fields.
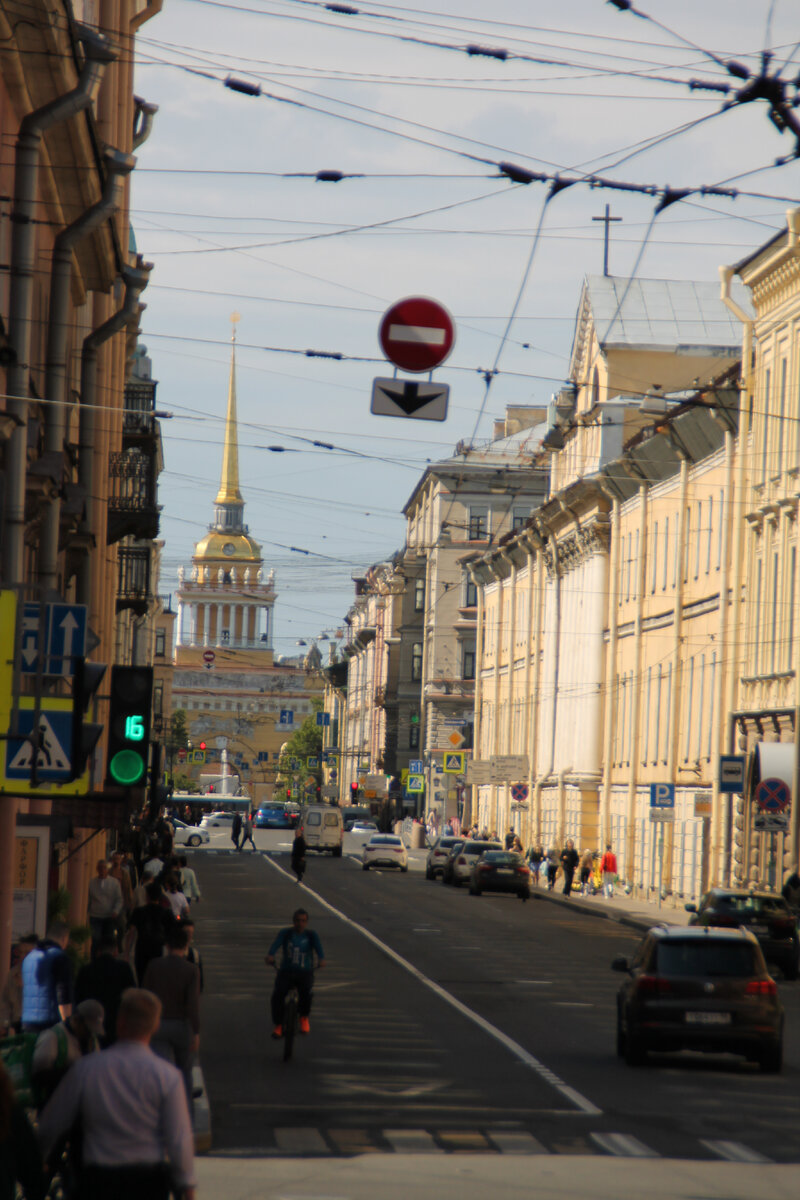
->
xmin=613 ymin=925 xmax=784 ymax=1072
xmin=685 ymin=889 xmax=799 ymax=980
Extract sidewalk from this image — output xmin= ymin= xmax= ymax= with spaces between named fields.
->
xmin=536 ymin=880 xmax=692 ymax=933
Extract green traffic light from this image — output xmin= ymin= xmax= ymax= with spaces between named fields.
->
xmin=109 ymin=748 xmax=146 ymax=786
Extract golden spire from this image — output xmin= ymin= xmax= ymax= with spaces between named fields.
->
xmin=215 ymin=312 xmax=244 ymax=505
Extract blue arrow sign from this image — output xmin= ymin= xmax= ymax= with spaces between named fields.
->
xmin=409 ymin=759 xmax=423 ymax=775
xmin=20 ymin=603 xmax=87 ymax=677
xmin=315 ymin=712 xmax=330 ymax=727
xmin=279 ymin=710 xmax=294 ymax=725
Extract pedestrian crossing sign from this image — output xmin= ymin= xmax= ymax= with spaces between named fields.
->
xmin=443 ymin=752 xmax=465 ymax=774
xmin=407 ymin=774 xmax=424 ymax=793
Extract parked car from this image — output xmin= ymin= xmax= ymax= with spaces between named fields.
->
xmin=439 ymin=840 xmax=465 ymax=885
xmin=172 ymin=819 xmax=209 ymax=848
xmin=351 ymin=820 xmax=378 ymax=835
xmin=685 ymin=889 xmax=799 ymax=980
xmin=342 ymin=806 xmax=372 ymax=832
xmin=255 ymin=804 xmax=292 ymax=829
xmin=362 ymin=834 xmax=408 ymax=872
xmin=442 ymin=840 xmax=503 ymax=886
xmin=426 ymin=835 xmax=463 ymax=880
xmin=613 ymin=925 xmax=784 ymax=1072
xmin=468 ymin=851 xmax=531 ymax=900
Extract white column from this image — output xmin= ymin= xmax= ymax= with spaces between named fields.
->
xmin=216 ymin=603 xmax=223 ymax=645
xmin=176 ymin=601 xmax=184 ymax=647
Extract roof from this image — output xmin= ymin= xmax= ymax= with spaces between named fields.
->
xmin=575 ymin=274 xmax=751 ymax=360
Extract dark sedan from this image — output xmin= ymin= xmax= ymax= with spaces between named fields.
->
xmin=613 ymin=925 xmax=784 ymax=1072
xmin=685 ymin=889 xmax=799 ymax=980
xmin=468 ymin=851 xmax=531 ymax=900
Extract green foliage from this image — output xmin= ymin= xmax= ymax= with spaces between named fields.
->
xmin=47 ymin=886 xmax=70 ymax=926
xmin=174 ymin=772 xmax=200 ymax=794
xmin=278 ymin=715 xmax=323 ymax=784
xmin=166 ymin=709 xmax=189 ymax=754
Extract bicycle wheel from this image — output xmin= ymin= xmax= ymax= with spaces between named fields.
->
xmin=283 ymin=990 xmax=298 ymax=1062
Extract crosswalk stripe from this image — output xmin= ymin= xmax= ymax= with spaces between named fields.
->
xmin=384 ymin=1129 xmax=443 ymax=1154
xmin=590 ymin=1132 xmax=659 ymax=1158
xmin=273 ymin=1128 xmax=329 ymax=1154
xmin=489 ymin=1131 xmax=548 ymax=1154
xmin=327 ymin=1129 xmax=384 ymax=1155
xmin=700 ymin=1139 xmax=772 ymax=1163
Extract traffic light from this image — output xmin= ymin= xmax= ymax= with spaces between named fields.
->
xmin=286 ymin=787 xmax=291 ymax=800
xmin=350 ymin=782 xmax=359 ymax=800
xmin=105 ymin=665 xmax=153 ymax=786
xmin=69 ymin=657 xmax=107 ymax=782
xmin=199 ymin=741 xmax=207 ymax=751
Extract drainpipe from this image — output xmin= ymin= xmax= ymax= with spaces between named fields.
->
xmin=39 ymin=148 xmax=136 ymax=594
xmin=132 ymin=97 xmax=159 ymax=148
xmin=76 ymin=260 xmax=152 ymax=605
xmin=599 ymin=493 xmax=621 ymax=855
xmin=527 ymin=528 xmax=545 ymax=844
xmin=2 ymin=25 xmax=115 ymax=586
xmin=533 ymin=520 xmax=562 ymax=843
xmin=720 ymin=264 xmax=756 ymax=884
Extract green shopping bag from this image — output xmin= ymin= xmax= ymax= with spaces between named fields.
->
xmin=0 ymin=1032 xmax=37 ymax=1107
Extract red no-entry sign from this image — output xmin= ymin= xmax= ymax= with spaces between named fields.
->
xmin=379 ymin=296 xmax=455 ymax=373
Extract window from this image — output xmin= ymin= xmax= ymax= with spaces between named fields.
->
xmin=651 ymin=523 xmax=658 ymax=594
xmin=512 ymin=508 xmax=530 ymax=531
xmin=771 ymin=550 xmax=780 ymax=672
xmin=414 ymin=578 xmax=425 ymax=612
xmin=762 ymin=367 xmax=771 ymax=482
xmin=717 ymin=489 xmax=724 ymax=570
xmin=153 ymin=682 xmax=163 ymax=718
xmin=706 ymin=496 xmax=713 ymax=575
xmin=777 ymin=356 xmax=787 ymax=475
xmin=662 ymin=517 xmax=669 ymax=591
xmin=788 ymin=547 xmax=796 ymax=672
xmin=411 ymin=642 xmax=423 ymax=681
xmin=468 ymin=507 xmax=488 ymax=540
xmin=462 ymin=641 xmax=476 ymax=679
xmin=464 ymin=576 xmax=477 ymax=608
xmin=221 ymin=629 xmax=230 ymax=643
xmin=155 ymin=628 xmax=166 ymax=657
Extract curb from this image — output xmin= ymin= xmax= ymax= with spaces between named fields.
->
xmin=534 ymin=887 xmax=681 ymax=934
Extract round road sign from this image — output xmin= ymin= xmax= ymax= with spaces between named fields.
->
xmin=754 ymin=777 xmax=790 ymax=813
xmin=379 ymin=296 xmax=455 ymax=373
xmin=203 ymin=650 xmax=215 ymax=664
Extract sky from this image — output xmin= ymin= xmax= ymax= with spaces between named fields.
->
xmin=130 ymin=0 xmax=800 ymax=656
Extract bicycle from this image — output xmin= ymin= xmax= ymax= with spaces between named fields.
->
xmin=282 ymin=979 xmax=300 ymax=1062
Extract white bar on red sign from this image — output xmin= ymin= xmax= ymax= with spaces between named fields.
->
xmin=388 ymin=324 xmax=447 ymax=345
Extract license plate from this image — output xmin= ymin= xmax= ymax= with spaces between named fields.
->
xmin=685 ymin=1012 xmax=731 ymax=1025
xmin=498 ymin=868 xmax=513 ymax=875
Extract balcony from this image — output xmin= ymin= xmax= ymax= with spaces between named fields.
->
xmin=123 ymin=379 xmax=157 ymax=439
xmin=116 ymin=545 xmax=151 ymax=615
xmin=107 ymin=449 xmax=160 ymax=543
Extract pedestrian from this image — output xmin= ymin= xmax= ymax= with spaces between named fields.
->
xmin=240 ymin=812 xmax=256 ymax=852
xmin=125 ymin=883 xmax=176 ymax=984
xmin=178 ymin=855 xmax=201 ymax=905
xmin=163 ymin=872 xmax=190 ymax=922
xmin=181 ymin=920 xmax=204 ymax=993
xmin=74 ymin=936 xmax=136 ymax=1044
xmin=231 ymin=811 xmax=242 ymax=850
xmin=579 ymin=848 xmax=594 ymax=895
xmin=560 ymin=839 xmax=579 ymax=896
xmin=527 ymin=845 xmax=543 ymax=887
xmin=601 ymin=843 xmax=618 ymax=899
xmin=143 ymin=926 xmax=201 ymax=1110
xmin=0 ymin=934 xmax=38 ymax=1037
xmin=781 ymin=868 xmax=800 ymax=912
xmin=0 ymin=1059 xmax=45 ymax=1200
xmin=21 ymin=923 xmax=73 ymax=1033
xmin=87 ymin=859 xmax=123 ymax=960
xmin=109 ymin=851 xmax=134 ymax=918
xmin=511 ymin=835 xmax=524 ymax=856
xmin=545 ymin=848 xmax=559 ymax=890
xmin=504 ymin=827 xmax=515 ymax=850
xmin=31 ymin=999 xmax=104 ymax=1108
xmin=37 ymin=988 xmax=196 ymax=1200
xmin=291 ymin=826 xmax=307 ymax=884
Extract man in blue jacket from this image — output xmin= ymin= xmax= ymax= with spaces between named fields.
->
xmin=265 ymin=908 xmax=325 ymax=1037
xmin=21 ymin=922 xmax=73 ymax=1032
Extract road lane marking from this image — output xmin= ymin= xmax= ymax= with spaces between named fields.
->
xmin=384 ymin=1129 xmax=443 ymax=1154
xmin=489 ymin=1131 xmax=548 ymax=1154
xmin=262 ymin=854 xmax=602 ymax=1117
xmin=701 ymin=1140 xmax=772 ymax=1163
xmin=590 ymin=1132 xmax=659 ymax=1157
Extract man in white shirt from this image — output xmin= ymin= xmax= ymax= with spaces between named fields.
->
xmin=87 ymin=860 xmax=123 ymax=957
xmin=38 ymin=987 xmax=196 ymax=1200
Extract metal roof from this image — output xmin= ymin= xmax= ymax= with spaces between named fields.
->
xmin=585 ymin=275 xmax=752 ymax=353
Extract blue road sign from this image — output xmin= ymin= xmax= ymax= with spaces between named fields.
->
xmin=315 ymin=712 xmax=330 ymax=727
xmin=407 ymin=774 xmax=424 ymax=793
xmin=20 ymin=602 xmax=87 ymax=677
xmin=650 ymin=783 xmax=675 ymax=808
xmin=409 ymin=759 xmax=424 ymax=775
xmin=6 ymin=709 xmax=74 ymax=781
xmin=719 ymin=754 xmax=746 ymax=794
xmin=754 ymin=777 xmax=790 ymax=813
xmin=279 ymin=709 xmax=294 ymax=726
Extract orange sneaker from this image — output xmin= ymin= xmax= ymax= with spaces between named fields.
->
xmin=299 ymin=1017 xmax=310 ymax=1034
xmin=271 ymin=1025 xmax=282 ymax=1039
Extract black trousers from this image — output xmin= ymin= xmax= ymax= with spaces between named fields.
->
xmin=271 ymin=969 xmax=313 ymax=1022
xmin=78 ymin=1163 xmax=173 ymax=1200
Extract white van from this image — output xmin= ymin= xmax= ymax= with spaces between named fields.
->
xmin=301 ymin=804 xmax=344 ymax=856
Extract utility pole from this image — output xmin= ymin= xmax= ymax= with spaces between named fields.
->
xmin=592 ymin=204 xmax=622 ymax=277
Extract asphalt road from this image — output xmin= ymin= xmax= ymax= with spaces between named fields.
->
xmin=189 ymin=829 xmax=800 ymax=1163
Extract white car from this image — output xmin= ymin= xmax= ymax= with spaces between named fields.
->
xmin=199 ymin=811 xmax=239 ymax=830
xmin=362 ymin=834 xmax=408 ymax=872
xmin=351 ymin=820 xmax=378 ymax=835
xmin=172 ymin=819 xmax=209 ymax=848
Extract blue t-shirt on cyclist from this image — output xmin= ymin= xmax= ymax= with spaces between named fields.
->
xmin=268 ymin=925 xmax=324 ymax=973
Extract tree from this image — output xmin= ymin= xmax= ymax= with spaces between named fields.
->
xmin=278 ymin=715 xmax=323 ymax=796
xmin=165 ymin=709 xmax=189 ymax=787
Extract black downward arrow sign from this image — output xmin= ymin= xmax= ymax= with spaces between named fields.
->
xmin=379 ymin=381 xmax=433 ymax=415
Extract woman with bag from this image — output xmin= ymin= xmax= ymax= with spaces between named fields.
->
xmin=290 ymin=827 xmax=307 ymax=885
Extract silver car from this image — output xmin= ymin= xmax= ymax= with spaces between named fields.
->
xmin=425 ymin=835 xmax=463 ymax=880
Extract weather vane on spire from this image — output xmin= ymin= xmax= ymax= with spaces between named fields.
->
xmin=231 ymin=311 xmax=241 ymax=343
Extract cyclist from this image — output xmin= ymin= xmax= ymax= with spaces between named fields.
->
xmin=265 ymin=908 xmax=325 ymax=1038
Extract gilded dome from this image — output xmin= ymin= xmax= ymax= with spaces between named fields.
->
xmin=194 ymin=530 xmax=262 ymax=562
